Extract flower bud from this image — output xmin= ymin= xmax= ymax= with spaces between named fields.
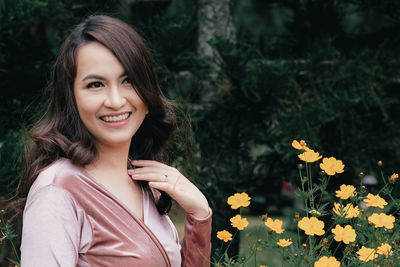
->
xmin=322 ymin=238 xmax=328 ymax=245
xmin=298 ymin=164 xmax=304 ymax=169
xmin=304 ymin=257 xmax=310 ymax=263
xmin=378 ymin=161 xmax=383 ymax=166
xmin=302 ymin=243 xmax=307 ymax=248
xmin=261 ymin=214 xmax=267 ymax=221
xmin=294 ymin=213 xmax=300 ymax=222
xmin=359 ymin=172 xmax=365 ymax=178
xmin=309 ymin=209 xmax=321 ymax=217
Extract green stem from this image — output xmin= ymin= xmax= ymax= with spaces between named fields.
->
xmin=332 ymin=241 xmax=341 ymax=256
xmin=299 ymin=167 xmax=308 ymax=214
xmin=307 ymin=163 xmax=315 ymax=210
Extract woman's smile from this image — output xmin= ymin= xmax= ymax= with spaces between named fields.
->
xmin=100 ymin=112 xmax=131 ymax=123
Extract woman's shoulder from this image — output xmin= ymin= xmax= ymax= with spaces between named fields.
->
xmin=29 ymin=158 xmax=84 ymax=198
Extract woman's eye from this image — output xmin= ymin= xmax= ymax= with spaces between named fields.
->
xmin=122 ymin=77 xmax=131 ymax=84
xmin=87 ymin=81 xmax=104 ymax=88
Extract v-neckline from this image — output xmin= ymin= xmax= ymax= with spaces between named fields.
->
xmin=78 ymin=166 xmax=146 ymax=223
xmin=75 ymin=164 xmax=171 ymax=267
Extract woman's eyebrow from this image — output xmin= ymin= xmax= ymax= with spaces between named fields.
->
xmin=82 ymin=74 xmax=105 ymax=82
xmin=81 ymin=73 xmax=127 ymax=82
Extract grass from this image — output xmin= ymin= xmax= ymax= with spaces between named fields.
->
xmin=239 ymin=215 xmax=284 ymax=266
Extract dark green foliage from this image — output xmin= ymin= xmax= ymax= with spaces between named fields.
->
xmin=0 ymin=130 xmax=26 ymax=197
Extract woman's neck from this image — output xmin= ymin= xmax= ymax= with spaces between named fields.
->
xmin=85 ymin=142 xmax=131 ymax=183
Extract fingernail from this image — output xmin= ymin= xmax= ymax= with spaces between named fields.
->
xmin=128 ymin=169 xmax=135 ymax=173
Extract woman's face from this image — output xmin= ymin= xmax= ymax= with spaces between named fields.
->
xmin=73 ymin=41 xmax=147 ymax=149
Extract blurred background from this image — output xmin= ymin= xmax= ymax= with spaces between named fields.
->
xmin=1 ymin=0 xmax=400 ymax=265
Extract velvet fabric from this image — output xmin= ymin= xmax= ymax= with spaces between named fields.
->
xmin=21 ymin=158 xmax=212 ymax=267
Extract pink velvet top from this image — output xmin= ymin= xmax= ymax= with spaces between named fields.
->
xmin=20 ymin=158 xmax=212 ymax=267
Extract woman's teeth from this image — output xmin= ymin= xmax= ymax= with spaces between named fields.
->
xmin=101 ymin=113 xmax=130 ymax=122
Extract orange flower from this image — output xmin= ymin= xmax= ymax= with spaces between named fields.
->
xmin=377 ymin=243 xmax=392 ymax=257
xmin=364 ymin=193 xmax=387 ymax=209
xmin=230 ymin=215 xmax=248 ymax=230
xmin=298 ymin=149 xmax=322 ymax=163
xmin=314 ymin=256 xmax=340 ymax=267
xmin=331 ymin=224 xmax=356 ymax=244
xmin=320 ymin=157 xmax=344 ymax=175
xmin=390 ymin=173 xmax=399 ymax=181
xmin=277 ymin=238 xmax=292 ymax=247
xmin=298 ymin=217 xmax=325 ymax=236
xmin=357 ymin=246 xmax=377 ymax=262
xmin=265 ymin=218 xmax=284 ymax=234
xmin=227 ymin=192 xmax=251 ymax=209
xmin=216 ymin=230 xmax=232 ymax=242
xmin=335 ymin=184 xmax=356 ymax=199
xmin=332 ymin=203 xmax=359 ymax=219
xmin=368 ymin=213 xmax=395 ymax=229
xmin=292 ymin=140 xmax=309 ymax=150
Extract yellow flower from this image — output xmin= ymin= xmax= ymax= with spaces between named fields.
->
xmin=298 ymin=217 xmax=325 ymax=236
xmin=364 ymin=193 xmax=387 ymax=209
xmin=357 ymin=246 xmax=377 ymax=262
xmin=227 ymin=192 xmax=251 ymax=209
xmin=320 ymin=157 xmax=344 ymax=175
xmin=314 ymin=256 xmax=340 ymax=267
xmin=390 ymin=173 xmax=399 ymax=181
xmin=265 ymin=218 xmax=284 ymax=234
xmin=377 ymin=243 xmax=393 ymax=257
xmin=368 ymin=213 xmax=395 ymax=229
xmin=331 ymin=224 xmax=356 ymax=244
xmin=230 ymin=215 xmax=249 ymax=230
xmin=332 ymin=203 xmax=359 ymax=218
xmin=217 ymin=230 xmax=232 ymax=242
xmin=335 ymin=184 xmax=356 ymax=199
xmin=298 ymin=149 xmax=322 ymax=163
xmin=292 ymin=140 xmax=309 ymax=150
xmin=277 ymin=238 xmax=292 ymax=247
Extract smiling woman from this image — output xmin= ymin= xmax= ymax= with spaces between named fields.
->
xmin=13 ymin=15 xmax=212 ymax=267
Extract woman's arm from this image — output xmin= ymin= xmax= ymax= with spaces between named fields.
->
xmin=21 ymin=185 xmax=90 ymax=267
xmin=181 ymin=209 xmax=212 ymax=267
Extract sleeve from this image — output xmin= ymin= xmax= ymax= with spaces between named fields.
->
xmin=21 ymin=185 xmax=86 ymax=267
xmin=181 ymin=207 xmax=212 ymax=267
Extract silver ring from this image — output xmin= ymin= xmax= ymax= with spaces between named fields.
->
xmin=164 ymin=174 xmax=168 ymax=182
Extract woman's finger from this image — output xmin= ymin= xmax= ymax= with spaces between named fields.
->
xmin=131 ymin=160 xmax=170 ymax=169
xmin=130 ymin=172 xmax=168 ymax=183
xmin=127 ymin=167 xmax=166 ymax=175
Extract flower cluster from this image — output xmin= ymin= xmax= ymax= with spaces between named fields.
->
xmin=216 ymin=192 xmax=251 ymax=243
xmin=214 ymin=140 xmax=399 ymax=266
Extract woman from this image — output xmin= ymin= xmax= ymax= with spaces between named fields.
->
xmin=19 ymin=15 xmax=212 ymax=266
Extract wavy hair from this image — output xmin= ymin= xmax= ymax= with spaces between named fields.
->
xmin=13 ymin=15 xmax=176 ymax=215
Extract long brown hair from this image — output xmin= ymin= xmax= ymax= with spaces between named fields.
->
xmin=14 ymin=15 xmax=176 ymax=215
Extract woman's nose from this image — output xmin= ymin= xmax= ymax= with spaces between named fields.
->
xmin=104 ymin=86 xmax=127 ymax=109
